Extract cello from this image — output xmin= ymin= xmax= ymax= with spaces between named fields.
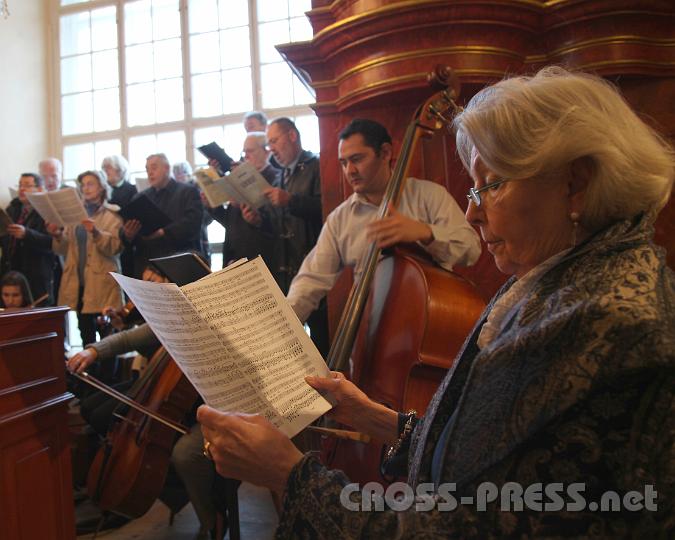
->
xmin=79 ymin=345 xmax=198 ymax=518
xmin=321 ymin=66 xmax=486 ymax=482
xmin=71 ymin=297 xmax=199 ymax=519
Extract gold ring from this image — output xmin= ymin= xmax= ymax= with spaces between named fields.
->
xmin=202 ymin=440 xmax=213 ymax=460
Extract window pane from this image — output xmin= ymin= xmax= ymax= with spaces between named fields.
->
xmin=295 ymin=115 xmax=320 ymax=153
xmin=92 ymin=50 xmax=118 ymax=89
xmin=125 ymin=0 xmax=152 ymax=46
xmin=190 ymin=32 xmax=220 ymax=74
xmin=63 ymin=143 xmax=94 ymax=179
xmin=222 ymin=67 xmax=252 ymax=114
xmin=290 ymin=16 xmax=313 ymax=42
xmin=129 ymin=134 xmax=157 ymax=172
xmin=207 ymin=220 xmax=225 ymax=246
xmin=61 ymin=0 xmax=91 ymax=5
xmin=61 ymin=12 xmax=91 ymax=57
xmin=289 ymin=0 xmax=312 ymax=18
xmin=155 ymin=78 xmax=184 ymax=123
xmin=220 ymin=27 xmax=250 ymax=69
xmin=61 ymin=54 xmax=92 ymax=94
xmin=93 ymin=89 xmax=120 ymax=131
xmin=154 ymin=38 xmax=183 ymax=79
xmin=257 ymin=0 xmax=288 ymax=23
xmin=94 ymin=140 xmax=122 ymax=167
xmin=188 ymin=0 xmax=218 ymax=34
xmin=260 ymin=62 xmax=293 ymax=109
xmin=126 ymin=43 xmax=155 ymax=84
xmin=62 ymin=92 xmax=93 ymax=135
xmin=152 ymin=0 xmax=181 ymax=40
xmin=293 ymin=74 xmax=314 ymax=105
xmin=222 ymin=123 xmax=246 ymax=158
xmin=91 ymin=6 xmax=117 ymax=51
xmin=157 ymin=131 xmax=187 ymax=163
xmin=192 ymin=72 xmax=223 ymax=118
xmin=127 ymin=83 xmax=156 ymax=126
xmin=218 ymin=0 xmax=248 ymax=28
xmin=258 ymin=20 xmax=289 ymax=64
xmin=194 ymin=126 xmax=225 ymax=166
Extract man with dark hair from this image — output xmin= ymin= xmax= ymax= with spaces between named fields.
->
xmin=286 ymin=118 xmax=481 ymax=325
xmin=122 ymin=153 xmax=204 ymax=277
xmin=1 ymin=172 xmax=56 ymax=305
xmin=261 ymin=116 xmax=328 ymax=355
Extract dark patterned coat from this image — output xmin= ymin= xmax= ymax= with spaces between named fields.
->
xmin=277 ymin=213 xmax=675 ymax=539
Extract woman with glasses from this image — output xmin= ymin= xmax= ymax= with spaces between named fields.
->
xmin=197 ymin=67 xmax=674 ymax=538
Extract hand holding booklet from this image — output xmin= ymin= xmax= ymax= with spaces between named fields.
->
xmin=26 ymin=187 xmax=87 ymax=227
xmin=195 ymin=163 xmax=270 ymax=209
xmin=111 ymin=257 xmax=332 ymax=437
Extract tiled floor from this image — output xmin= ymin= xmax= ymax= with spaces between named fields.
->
xmin=76 ymin=482 xmax=278 ymax=540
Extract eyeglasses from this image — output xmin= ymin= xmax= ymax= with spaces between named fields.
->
xmin=466 ymin=178 xmax=514 ymax=207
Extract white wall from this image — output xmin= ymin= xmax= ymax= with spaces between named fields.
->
xmin=0 ymin=0 xmax=49 ymax=208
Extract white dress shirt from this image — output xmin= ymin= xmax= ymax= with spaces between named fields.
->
xmin=287 ymin=177 xmax=481 ymax=322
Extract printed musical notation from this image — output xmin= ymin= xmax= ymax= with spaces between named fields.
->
xmin=112 ymin=257 xmax=332 ymax=438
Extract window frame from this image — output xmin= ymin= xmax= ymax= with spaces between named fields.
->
xmin=50 ymin=0 xmax=317 ymax=182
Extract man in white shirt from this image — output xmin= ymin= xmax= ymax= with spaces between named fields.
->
xmin=287 ymin=118 xmax=481 ymax=324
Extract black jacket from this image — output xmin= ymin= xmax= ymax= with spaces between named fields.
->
xmin=0 ymin=198 xmax=56 ymax=304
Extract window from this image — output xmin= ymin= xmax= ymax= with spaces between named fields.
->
xmin=56 ymin=0 xmax=318 ymax=184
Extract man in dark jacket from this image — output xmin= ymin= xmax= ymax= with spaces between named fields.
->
xmin=262 ymin=117 xmax=327 ymax=355
xmin=207 ymin=131 xmax=281 ymax=275
xmin=122 ymin=153 xmax=204 ymax=277
xmin=0 ymin=173 xmax=56 ymax=305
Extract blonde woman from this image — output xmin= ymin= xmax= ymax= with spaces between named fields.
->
xmin=48 ymin=170 xmax=123 ymax=346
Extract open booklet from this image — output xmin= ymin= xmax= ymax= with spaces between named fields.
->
xmin=26 ymin=187 xmax=87 ymax=227
xmin=111 ymin=257 xmax=332 ymax=438
xmin=195 ymin=163 xmax=270 ymax=209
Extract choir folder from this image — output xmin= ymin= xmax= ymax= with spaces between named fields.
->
xmin=118 ymin=193 xmax=171 ymax=236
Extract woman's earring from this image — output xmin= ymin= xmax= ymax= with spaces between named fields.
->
xmin=570 ymin=212 xmax=580 ymax=248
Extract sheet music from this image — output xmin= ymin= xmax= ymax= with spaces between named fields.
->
xmin=112 ymin=259 xmax=331 ymax=437
xmin=26 ymin=187 xmax=87 ymax=227
xmin=111 ymin=274 xmax=276 ymax=422
xmin=182 ymin=258 xmax=332 ymax=436
xmin=194 ymin=169 xmax=237 ymax=208
xmin=226 ymin=162 xmax=269 ymax=208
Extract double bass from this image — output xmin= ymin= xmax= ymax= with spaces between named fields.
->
xmin=321 ymin=67 xmax=486 ymax=482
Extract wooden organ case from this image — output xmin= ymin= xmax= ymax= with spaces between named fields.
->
xmin=0 ymin=307 xmax=75 ymax=540
xmin=278 ymin=0 xmax=675 ymax=318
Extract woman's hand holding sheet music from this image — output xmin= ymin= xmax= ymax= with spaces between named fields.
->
xmin=306 ymin=371 xmax=400 ymax=444
xmin=197 ymin=406 xmax=303 ymax=493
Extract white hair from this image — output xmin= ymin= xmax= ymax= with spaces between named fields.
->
xmin=454 ymin=66 xmax=674 ymax=231
xmin=101 ymin=154 xmax=130 ymax=182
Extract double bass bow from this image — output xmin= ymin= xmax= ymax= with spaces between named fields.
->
xmin=319 ymin=66 xmax=486 ymax=482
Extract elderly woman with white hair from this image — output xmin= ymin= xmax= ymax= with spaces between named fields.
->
xmin=48 ymin=170 xmax=124 ymax=347
xmin=197 ymin=67 xmax=674 ymax=538
xmin=101 ymin=154 xmax=137 ymax=276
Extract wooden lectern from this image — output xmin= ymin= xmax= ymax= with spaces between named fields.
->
xmin=0 ymin=307 xmax=75 ymax=540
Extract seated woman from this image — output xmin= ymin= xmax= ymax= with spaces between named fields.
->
xmin=0 ymin=270 xmax=33 ymax=309
xmin=48 ymin=170 xmax=124 ymax=347
xmin=197 ymin=67 xmax=675 ymax=537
